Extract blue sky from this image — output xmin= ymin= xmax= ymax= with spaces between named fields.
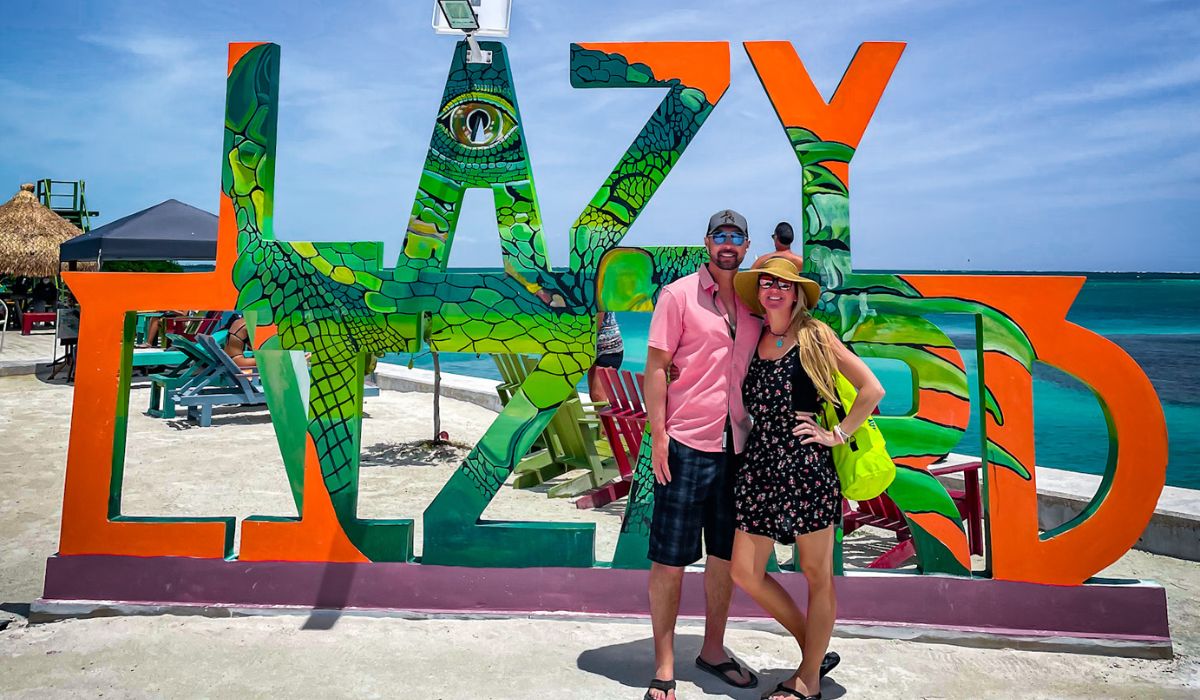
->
xmin=2 ymin=0 xmax=1197 ymax=271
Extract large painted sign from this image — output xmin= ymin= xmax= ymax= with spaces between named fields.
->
xmin=55 ymin=37 xmax=1167 ymax=602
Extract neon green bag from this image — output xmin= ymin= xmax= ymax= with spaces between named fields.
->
xmin=819 ymin=372 xmax=896 ymax=501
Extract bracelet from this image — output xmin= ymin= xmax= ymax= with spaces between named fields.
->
xmin=833 ymin=425 xmax=849 ymax=444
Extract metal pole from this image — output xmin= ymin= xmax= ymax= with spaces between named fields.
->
xmin=433 ymin=351 xmax=443 ymax=443
xmin=465 ymin=32 xmax=491 ymax=64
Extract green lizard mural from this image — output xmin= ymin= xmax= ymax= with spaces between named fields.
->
xmin=225 ymin=41 xmax=723 ymax=566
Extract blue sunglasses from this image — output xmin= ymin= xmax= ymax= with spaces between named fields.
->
xmin=708 ymin=231 xmax=747 ymax=246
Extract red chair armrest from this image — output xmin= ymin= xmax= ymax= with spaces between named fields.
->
xmin=928 ymin=461 xmax=983 ymax=476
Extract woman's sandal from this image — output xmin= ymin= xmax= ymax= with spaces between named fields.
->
xmin=695 ymin=655 xmax=759 ymax=688
xmin=820 ymin=651 xmax=840 ymax=677
xmin=762 ymin=653 xmax=838 ymax=700
xmin=764 ymin=682 xmax=821 ymax=700
xmin=644 ymin=678 xmax=676 ymax=700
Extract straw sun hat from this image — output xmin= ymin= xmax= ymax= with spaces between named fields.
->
xmin=733 ymin=257 xmax=821 ymax=314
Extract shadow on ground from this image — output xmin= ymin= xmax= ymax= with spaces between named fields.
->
xmin=164 ymin=405 xmax=275 ymax=430
xmin=841 ymin=529 xmax=917 ymax=570
xmin=577 ymin=633 xmax=846 ymax=698
xmin=300 ymin=609 xmax=343 ymax=631
xmin=360 ymin=440 xmax=471 ymax=468
xmin=1 ymin=602 xmax=31 ymax=618
xmin=0 ymin=602 xmax=31 ymax=632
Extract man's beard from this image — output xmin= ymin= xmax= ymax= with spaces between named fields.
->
xmin=711 ymin=255 xmax=741 ymax=270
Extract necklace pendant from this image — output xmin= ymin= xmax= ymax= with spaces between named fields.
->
xmin=776 ymin=338 xmax=784 ymax=348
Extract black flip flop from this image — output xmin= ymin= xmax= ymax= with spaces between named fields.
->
xmin=643 ymin=678 xmax=676 ymax=700
xmin=820 ymin=651 xmax=840 ymax=678
xmin=763 ymin=682 xmax=821 ymax=700
xmin=695 ymin=655 xmax=759 ymax=689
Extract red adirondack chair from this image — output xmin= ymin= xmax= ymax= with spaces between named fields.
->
xmin=930 ymin=459 xmax=984 ymax=556
xmin=576 ymin=367 xmax=647 ymax=509
xmin=842 ymin=460 xmax=984 ymax=569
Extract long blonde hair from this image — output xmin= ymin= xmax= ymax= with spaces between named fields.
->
xmin=789 ymin=303 xmax=840 ymax=406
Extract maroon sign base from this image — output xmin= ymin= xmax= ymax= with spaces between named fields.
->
xmin=35 ymin=555 xmax=1172 ymax=658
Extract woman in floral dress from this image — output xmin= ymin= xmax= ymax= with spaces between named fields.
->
xmin=728 ymin=257 xmax=886 ymax=700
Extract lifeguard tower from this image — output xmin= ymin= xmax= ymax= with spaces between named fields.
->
xmin=35 ymin=179 xmax=98 ymax=232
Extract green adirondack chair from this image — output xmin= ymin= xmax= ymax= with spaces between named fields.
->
xmin=492 ymin=354 xmax=619 ymax=496
xmin=492 ymin=354 xmax=564 ymax=487
xmin=492 ymin=353 xmax=530 ymax=405
xmin=542 ymin=388 xmax=620 ymax=499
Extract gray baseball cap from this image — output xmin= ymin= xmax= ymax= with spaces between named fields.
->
xmin=706 ymin=209 xmax=749 ymax=237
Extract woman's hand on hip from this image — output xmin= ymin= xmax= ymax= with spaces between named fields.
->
xmin=794 ymin=411 xmax=841 ymax=447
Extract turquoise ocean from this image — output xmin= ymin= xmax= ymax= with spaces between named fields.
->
xmin=387 ymin=273 xmax=1200 ymax=490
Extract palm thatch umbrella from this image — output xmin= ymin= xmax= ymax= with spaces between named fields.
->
xmin=0 ymin=183 xmax=84 ymax=277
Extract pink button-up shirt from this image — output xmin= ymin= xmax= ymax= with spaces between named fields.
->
xmin=647 ymin=264 xmax=762 ymax=454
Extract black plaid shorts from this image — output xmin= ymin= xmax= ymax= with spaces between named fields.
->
xmin=648 ymin=433 xmax=738 ymax=567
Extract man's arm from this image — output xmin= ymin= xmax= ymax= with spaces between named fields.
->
xmin=645 ymin=346 xmax=674 ymax=484
xmin=645 ymin=289 xmax=682 ymax=485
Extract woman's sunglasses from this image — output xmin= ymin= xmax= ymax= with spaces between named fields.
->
xmin=757 ymin=276 xmax=794 ymax=291
xmin=708 ymin=231 xmax=747 ymax=246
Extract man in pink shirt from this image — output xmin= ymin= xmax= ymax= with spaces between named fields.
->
xmin=642 ymin=209 xmax=762 ymax=700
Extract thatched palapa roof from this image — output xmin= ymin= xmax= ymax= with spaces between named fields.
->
xmin=0 ymin=183 xmax=84 ymax=277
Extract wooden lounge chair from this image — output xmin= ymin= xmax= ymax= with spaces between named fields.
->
xmin=146 ymin=332 xmax=229 ymax=418
xmin=130 ymin=347 xmax=187 ymax=370
xmin=130 ymin=314 xmax=189 ymax=370
xmin=492 ymin=354 xmax=618 ymax=495
xmin=492 ymin=354 xmax=562 ymax=485
xmin=172 ymin=334 xmax=267 ymax=427
xmin=492 ymin=353 xmax=530 ymax=405
xmin=155 ymin=332 xmax=379 ymax=424
xmin=542 ymin=391 xmax=619 ymax=498
xmin=133 ymin=349 xmax=188 ymax=370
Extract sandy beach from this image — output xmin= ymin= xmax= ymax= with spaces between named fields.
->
xmin=1 ymin=371 xmax=1197 ymax=698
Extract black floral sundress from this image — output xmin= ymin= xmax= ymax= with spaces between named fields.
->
xmin=735 ymin=346 xmax=841 ymax=544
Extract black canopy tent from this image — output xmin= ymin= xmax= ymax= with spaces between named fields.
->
xmin=59 ymin=199 xmax=217 ymax=264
